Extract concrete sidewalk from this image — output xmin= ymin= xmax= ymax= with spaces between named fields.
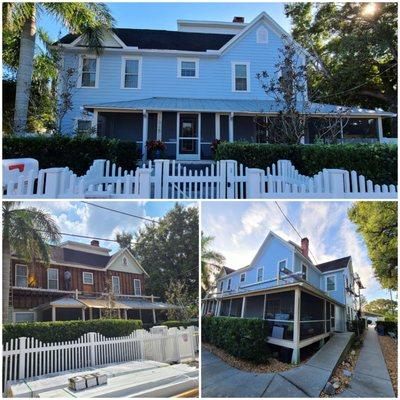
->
xmin=202 ymin=332 xmax=353 ymax=398
xmin=339 ymin=327 xmax=395 ymax=398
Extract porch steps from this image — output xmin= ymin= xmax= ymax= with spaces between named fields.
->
xmin=7 ymin=361 xmax=198 ymax=398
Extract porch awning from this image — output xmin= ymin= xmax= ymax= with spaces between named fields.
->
xmin=78 ymin=298 xmax=131 ymax=309
xmin=120 ymin=298 xmax=179 ymax=310
xmin=84 ymin=97 xmax=396 ymax=117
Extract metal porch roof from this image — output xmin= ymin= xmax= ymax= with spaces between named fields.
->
xmin=120 ymin=298 xmax=179 ymax=310
xmin=84 ymin=97 xmax=396 ymax=117
xmin=78 ymin=298 xmax=131 ymax=309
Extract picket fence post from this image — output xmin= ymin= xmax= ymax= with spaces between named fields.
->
xmin=88 ymin=332 xmax=96 ymax=367
xmin=18 ymin=337 xmax=27 ymax=380
xmin=246 ymin=168 xmax=264 ymax=198
xmin=153 ymin=159 xmax=165 ymax=199
xmin=220 ymin=160 xmax=237 ymax=199
xmin=137 ymin=168 xmax=151 ymax=198
xmin=42 ymin=168 xmax=66 ymax=198
xmin=326 ymin=169 xmax=346 ymax=195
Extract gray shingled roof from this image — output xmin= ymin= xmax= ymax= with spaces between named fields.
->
xmin=315 ymin=256 xmax=351 ymax=273
xmin=50 ymin=246 xmax=110 ymax=269
xmin=57 ymin=28 xmax=234 ymax=52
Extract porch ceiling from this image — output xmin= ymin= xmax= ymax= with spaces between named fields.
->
xmin=84 ymin=97 xmax=396 ymax=117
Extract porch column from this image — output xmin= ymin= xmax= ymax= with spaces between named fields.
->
xmin=228 ymin=299 xmax=232 ymax=316
xmin=81 ymin=308 xmax=86 ymax=321
xmin=151 ymin=295 xmax=156 ymax=324
xmin=215 ymin=113 xmax=221 ymax=140
xmin=124 ymin=309 xmax=128 ymax=320
xmin=89 ymin=308 xmax=93 ymax=320
xmin=240 ymin=297 xmax=246 ymax=318
xmin=229 ymin=112 xmax=234 ymax=142
xmin=324 ymin=300 xmax=327 ymax=333
xmin=262 ymin=294 xmax=267 ymax=319
xmin=52 ymin=306 xmax=56 ymax=322
xmin=291 ymin=287 xmax=301 ymax=364
xmin=339 ymin=118 xmax=344 ymax=140
xmin=156 ymin=112 xmax=163 ymax=140
xmin=377 ymin=117 xmax=384 ymax=142
xmin=118 ymin=309 xmax=121 ymax=319
xmin=142 ymin=110 xmax=148 ymax=162
xmin=92 ymin=111 xmax=98 ymax=137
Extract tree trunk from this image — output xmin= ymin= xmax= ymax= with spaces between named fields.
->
xmin=2 ymin=236 xmax=11 ymax=323
xmin=13 ymin=11 xmax=36 ymax=135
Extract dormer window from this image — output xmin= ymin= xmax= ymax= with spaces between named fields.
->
xmin=178 ymin=58 xmax=199 ymax=78
xmin=79 ymin=56 xmax=98 ymax=88
xmin=232 ymin=62 xmax=250 ymax=92
xmin=256 ymin=27 xmax=268 ymax=44
xmin=121 ymin=57 xmax=141 ymax=89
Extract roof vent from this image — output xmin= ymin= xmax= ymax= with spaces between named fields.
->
xmin=233 ymin=16 xmax=245 ymax=23
xmin=91 ymin=240 xmax=100 ymax=247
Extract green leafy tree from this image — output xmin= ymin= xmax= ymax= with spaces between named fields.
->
xmin=2 ymin=202 xmax=61 ymax=322
xmin=364 ymin=298 xmax=397 ymax=316
xmin=285 ymin=2 xmax=397 ymax=112
xmin=3 ymin=2 xmax=115 ymax=135
xmin=116 ymin=231 xmax=134 ymax=251
xmin=164 ymin=279 xmax=193 ymax=320
xmin=359 ymin=294 xmax=368 ymax=310
xmin=201 ymin=233 xmax=225 ymax=294
xmin=348 ymin=201 xmax=397 ymax=290
xmin=132 ymin=204 xmax=198 ymax=303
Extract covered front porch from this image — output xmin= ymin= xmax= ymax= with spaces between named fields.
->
xmin=202 ymin=283 xmax=346 ymax=364
xmin=84 ymin=97 xmax=397 ymax=161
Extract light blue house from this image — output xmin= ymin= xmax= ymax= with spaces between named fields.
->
xmin=202 ymin=231 xmax=363 ymax=363
xmin=56 ymin=12 xmax=396 ymax=161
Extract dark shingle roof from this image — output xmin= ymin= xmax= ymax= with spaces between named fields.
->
xmin=224 ymin=267 xmax=236 ymax=275
xmin=50 ymin=246 xmax=111 ymax=269
xmin=315 ymin=256 xmax=351 ymax=273
xmin=57 ymin=28 xmax=234 ymax=52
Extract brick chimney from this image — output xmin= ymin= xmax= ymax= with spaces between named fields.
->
xmin=301 ymin=238 xmax=309 ymax=258
xmin=232 ymin=16 xmax=245 ymax=23
xmin=91 ymin=240 xmax=100 ymax=247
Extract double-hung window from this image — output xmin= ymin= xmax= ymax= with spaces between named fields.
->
xmin=326 ymin=275 xmax=336 ymax=291
xmin=76 ymin=120 xmax=92 ymax=135
xmin=80 ymin=56 xmax=98 ymax=88
xmin=47 ymin=268 xmax=59 ymax=290
xmin=302 ymin=265 xmax=308 ymax=281
xmin=122 ymin=57 xmax=141 ymax=89
xmin=257 ymin=267 xmax=263 ymax=282
xmin=227 ymin=278 xmax=232 ymax=291
xmin=112 ymin=276 xmax=121 ymax=294
xmin=15 ymin=264 xmax=28 ymax=287
xmin=232 ymin=62 xmax=249 ymax=92
xmin=134 ymin=279 xmax=141 ymax=296
xmin=83 ymin=272 xmax=94 ymax=285
xmin=219 ymin=281 xmax=224 ymax=292
xmin=178 ymin=58 xmax=199 ymax=78
xmin=240 ymin=273 xmax=246 ymax=283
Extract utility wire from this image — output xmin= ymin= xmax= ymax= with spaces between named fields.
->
xmin=274 ymin=201 xmax=319 ymax=265
xmin=34 ymin=229 xmax=120 ymax=243
xmin=311 ymin=63 xmax=397 ymax=102
xmin=81 ymin=201 xmax=160 ymax=224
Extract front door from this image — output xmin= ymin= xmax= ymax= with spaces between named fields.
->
xmin=177 ymin=114 xmax=200 ymax=160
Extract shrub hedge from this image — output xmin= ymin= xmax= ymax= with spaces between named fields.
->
xmin=376 ymin=321 xmax=398 ymax=335
xmin=163 ymin=320 xmax=199 ymax=328
xmin=215 ymin=142 xmax=398 ymax=185
xmin=3 ymin=136 xmax=139 ymax=176
xmin=202 ymin=316 xmax=271 ymax=363
xmin=3 ymin=319 xmax=142 ymax=344
xmin=348 ymin=319 xmax=366 ymax=336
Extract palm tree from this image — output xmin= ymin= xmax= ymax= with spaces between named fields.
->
xmin=2 ymin=202 xmax=61 ymax=322
xmin=3 ymin=2 xmax=114 ymax=135
xmin=201 ymin=233 xmax=225 ymax=293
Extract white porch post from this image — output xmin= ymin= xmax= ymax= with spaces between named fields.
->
xmin=52 ymin=306 xmax=56 ymax=322
xmin=151 ymin=295 xmax=156 ymax=324
xmin=124 ymin=309 xmax=128 ymax=320
xmin=229 ymin=112 xmax=234 ymax=142
xmin=215 ymin=113 xmax=221 ymax=140
xmin=377 ymin=117 xmax=384 ymax=142
xmin=156 ymin=112 xmax=163 ymax=140
xmin=241 ymin=297 xmax=246 ymax=318
xmin=82 ymin=308 xmax=86 ymax=321
xmin=89 ymin=308 xmax=93 ymax=320
xmin=142 ymin=110 xmax=148 ymax=162
xmin=340 ymin=118 xmax=344 ymax=140
xmin=291 ymin=287 xmax=301 ymax=364
xmin=92 ymin=110 xmax=98 ymax=137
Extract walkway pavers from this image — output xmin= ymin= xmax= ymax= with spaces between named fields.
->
xmin=202 ymin=332 xmax=353 ymax=397
xmin=339 ymin=327 xmax=395 ymax=398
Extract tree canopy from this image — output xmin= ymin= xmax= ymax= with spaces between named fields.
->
xmin=364 ymin=298 xmax=397 ymax=316
xmin=348 ymin=201 xmax=397 ymax=290
xmin=125 ymin=204 xmax=199 ymax=303
xmin=285 ymin=2 xmax=397 ymax=112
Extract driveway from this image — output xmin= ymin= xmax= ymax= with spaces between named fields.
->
xmin=202 ymin=332 xmax=353 ymax=397
xmin=338 ymin=326 xmax=395 ymax=398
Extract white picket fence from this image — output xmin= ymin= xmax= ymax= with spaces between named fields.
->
xmin=2 ymin=326 xmax=196 ymax=391
xmin=3 ymin=158 xmax=397 ymax=199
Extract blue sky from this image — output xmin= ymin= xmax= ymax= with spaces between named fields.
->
xmin=38 ymin=2 xmax=290 ymax=41
xmin=27 ymin=200 xmax=198 ymax=254
xmin=201 ymin=201 xmax=392 ymax=302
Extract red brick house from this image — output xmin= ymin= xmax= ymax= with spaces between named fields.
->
xmin=10 ymin=240 xmax=175 ymax=324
